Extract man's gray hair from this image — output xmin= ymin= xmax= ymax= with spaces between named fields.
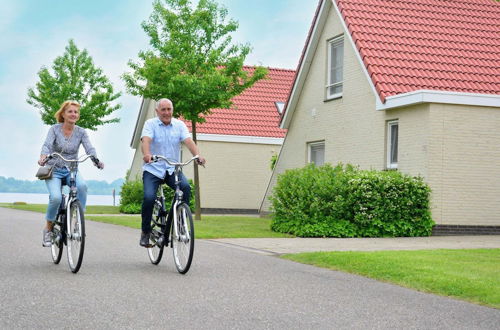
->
xmin=155 ymin=98 xmax=172 ymax=109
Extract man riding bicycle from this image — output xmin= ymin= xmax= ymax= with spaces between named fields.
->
xmin=140 ymin=98 xmax=206 ymax=247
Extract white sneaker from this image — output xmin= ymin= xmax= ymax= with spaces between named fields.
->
xmin=42 ymin=228 xmax=52 ymax=247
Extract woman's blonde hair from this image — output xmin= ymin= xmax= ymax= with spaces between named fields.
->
xmin=54 ymin=100 xmax=81 ymax=123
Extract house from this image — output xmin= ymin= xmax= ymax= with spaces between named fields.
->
xmin=261 ymin=0 xmax=500 ymax=233
xmin=129 ymin=67 xmax=295 ymax=213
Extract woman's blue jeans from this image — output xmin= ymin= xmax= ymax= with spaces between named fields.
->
xmin=141 ymin=170 xmax=191 ymax=234
xmin=45 ymin=167 xmax=87 ymax=221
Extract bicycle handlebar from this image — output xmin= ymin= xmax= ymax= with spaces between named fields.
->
xmin=152 ymin=155 xmax=200 ymax=167
xmin=47 ymin=152 xmax=102 ymax=168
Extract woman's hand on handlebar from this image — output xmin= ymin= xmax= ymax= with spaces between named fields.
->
xmin=38 ymin=155 xmax=48 ymax=166
xmin=91 ymin=156 xmax=105 ymax=170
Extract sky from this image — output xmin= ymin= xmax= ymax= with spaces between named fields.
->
xmin=0 ymin=0 xmax=318 ymax=183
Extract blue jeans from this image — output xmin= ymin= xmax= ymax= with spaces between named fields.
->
xmin=45 ymin=167 xmax=87 ymax=221
xmin=141 ymin=170 xmax=191 ymax=234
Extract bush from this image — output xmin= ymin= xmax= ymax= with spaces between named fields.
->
xmin=270 ymin=163 xmax=434 ymax=237
xmin=119 ymin=175 xmax=195 ymax=214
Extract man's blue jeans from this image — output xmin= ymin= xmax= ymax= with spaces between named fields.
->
xmin=141 ymin=170 xmax=191 ymax=234
xmin=45 ymin=167 xmax=87 ymax=221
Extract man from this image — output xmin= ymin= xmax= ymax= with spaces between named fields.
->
xmin=140 ymin=98 xmax=206 ymax=247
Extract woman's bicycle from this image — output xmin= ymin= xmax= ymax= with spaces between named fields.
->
xmin=44 ymin=152 xmax=101 ymax=273
xmin=147 ymin=155 xmax=198 ymax=274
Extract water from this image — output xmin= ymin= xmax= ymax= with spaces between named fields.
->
xmin=0 ymin=192 xmax=120 ymax=206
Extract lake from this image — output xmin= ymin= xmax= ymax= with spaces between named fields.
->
xmin=0 ymin=192 xmax=120 ymax=206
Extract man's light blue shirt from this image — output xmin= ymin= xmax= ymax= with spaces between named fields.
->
xmin=141 ymin=117 xmax=191 ymax=178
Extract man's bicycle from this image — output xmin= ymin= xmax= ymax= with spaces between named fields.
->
xmin=147 ymin=155 xmax=198 ymax=274
xmin=45 ymin=152 xmax=101 ymax=273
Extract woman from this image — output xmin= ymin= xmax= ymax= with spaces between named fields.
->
xmin=38 ymin=100 xmax=104 ymax=247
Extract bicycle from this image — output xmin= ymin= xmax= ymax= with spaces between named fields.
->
xmin=44 ymin=152 xmax=101 ymax=273
xmin=147 ymin=155 xmax=198 ymax=274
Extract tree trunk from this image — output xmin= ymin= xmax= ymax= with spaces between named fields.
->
xmin=191 ymin=120 xmax=202 ymax=220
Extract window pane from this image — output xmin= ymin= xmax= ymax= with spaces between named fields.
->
xmin=329 ymin=85 xmax=342 ymax=95
xmin=310 ymin=143 xmax=325 ymax=166
xmin=390 ymin=123 xmax=398 ymax=164
xmin=328 ymin=38 xmax=344 ymax=97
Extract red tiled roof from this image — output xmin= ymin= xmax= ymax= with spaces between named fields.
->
xmin=184 ymin=67 xmax=294 ymax=138
xmin=336 ymin=0 xmax=500 ymax=102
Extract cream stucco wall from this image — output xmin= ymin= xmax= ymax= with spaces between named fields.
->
xmin=182 ymin=141 xmax=280 ymax=210
xmin=261 ymin=4 xmax=500 ymax=226
xmin=427 ymin=104 xmax=500 ymax=225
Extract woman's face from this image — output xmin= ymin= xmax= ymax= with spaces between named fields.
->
xmin=63 ymin=105 xmax=80 ymax=124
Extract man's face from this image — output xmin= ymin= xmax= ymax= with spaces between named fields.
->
xmin=156 ymin=100 xmax=173 ymax=125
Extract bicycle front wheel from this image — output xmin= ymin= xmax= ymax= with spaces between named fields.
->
xmin=67 ymin=201 xmax=85 ymax=273
xmin=148 ymin=197 xmax=165 ymax=265
xmin=171 ymin=203 xmax=194 ymax=274
xmin=51 ymin=220 xmax=63 ymax=264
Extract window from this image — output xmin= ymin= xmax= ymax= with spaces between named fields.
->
xmin=387 ymin=121 xmax=398 ymax=169
xmin=308 ymin=142 xmax=325 ymax=166
xmin=326 ymin=36 xmax=344 ymax=99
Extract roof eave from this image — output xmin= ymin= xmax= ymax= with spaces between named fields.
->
xmin=280 ymin=0 xmax=329 ymax=129
xmin=130 ymin=98 xmax=152 ymax=148
xmin=280 ymin=0 xmax=386 ymax=129
xmin=377 ymin=90 xmax=500 ymax=111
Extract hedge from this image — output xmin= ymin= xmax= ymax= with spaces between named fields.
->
xmin=270 ymin=163 xmax=434 ymax=237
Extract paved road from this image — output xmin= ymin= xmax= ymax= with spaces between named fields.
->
xmin=1 ymin=208 xmax=499 ymax=329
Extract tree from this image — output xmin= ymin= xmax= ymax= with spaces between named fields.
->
xmin=27 ymin=39 xmax=121 ymax=130
xmin=123 ymin=0 xmax=268 ymax=220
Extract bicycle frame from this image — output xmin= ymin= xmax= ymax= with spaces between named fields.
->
xmin=154 ymin=155 xmax=198 ymax=244
xmin=50 ymin=153 xmax=93 ymax=240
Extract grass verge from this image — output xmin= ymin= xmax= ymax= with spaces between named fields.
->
xmin=1 ymin=203 xmax=285 ymax=238
xmin=0 ymin=203 xmax=120 ymax=214
xmin=282 ymin=249 xmax=500 ymax=309
xmin=86 ymin=215 xmax=292 ymax=239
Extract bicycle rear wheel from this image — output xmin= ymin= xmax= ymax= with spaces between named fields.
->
xmin=148 ymin=197 xmax=165 ymax=265
xmin=50 ymin=219 xmax=63 ymax=264
xmin=67 ymin=200 xmax=85 ymax=273
xmin=171 ymin=203 xmax=194 ymax=274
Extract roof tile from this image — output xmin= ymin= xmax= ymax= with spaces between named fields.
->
xmin=337 ymin=0 xmax=500 ymax=101
xmin=182 ymin=66 xmax=294 ymax=138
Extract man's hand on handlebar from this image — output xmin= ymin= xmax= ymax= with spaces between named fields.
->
xmin=143 ymin=154 xmax=153 ymax=164
xmin=196 ymin=156 xmax=206 ymax=167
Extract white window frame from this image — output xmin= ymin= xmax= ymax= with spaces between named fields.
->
xmin=387 ymin=120 xmax=399 ymax=169
xmin=308 ymin=141 xmax=325 ymax=166
xmin=326 ymin=36 xmax=344 ymax=100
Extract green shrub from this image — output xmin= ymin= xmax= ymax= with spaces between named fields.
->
xmin=270 ymin=163 xmax=434 ymax=237
xmin=119 ymin=176 xmax=195 ymax=214
xmin=13 ymin=201 xmax=27 ymax=205
xmin=121 ymin=203 xmax=142 ymax=214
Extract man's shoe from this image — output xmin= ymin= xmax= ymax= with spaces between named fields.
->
xmin=42 ymin=228 xmax=52 ymax=247
xmin=140 ymin=232 xmax=151 ymax=247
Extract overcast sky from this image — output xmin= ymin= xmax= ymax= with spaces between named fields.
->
xmin=0 ymin=0 xmax=318 ymax=182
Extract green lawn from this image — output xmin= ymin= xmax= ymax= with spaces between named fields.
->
xmin=86 ymin=215 xmax=291 ymax=239
xmin=0 ymin=203 xmax=288 ymax=239
xmin=283 ymin=249 xmax=500 ymax=309
xmin=0 ymin=203 xmax=120 ymax=214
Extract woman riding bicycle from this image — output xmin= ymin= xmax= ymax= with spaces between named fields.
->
xmin=38 ymin=100 xmax=104 ymax=247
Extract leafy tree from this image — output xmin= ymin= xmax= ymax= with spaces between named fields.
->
xmin=123 ymin=0 xmax=268 ymax=219
xmin=27 ymin=39 xmax=121 ymax=130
